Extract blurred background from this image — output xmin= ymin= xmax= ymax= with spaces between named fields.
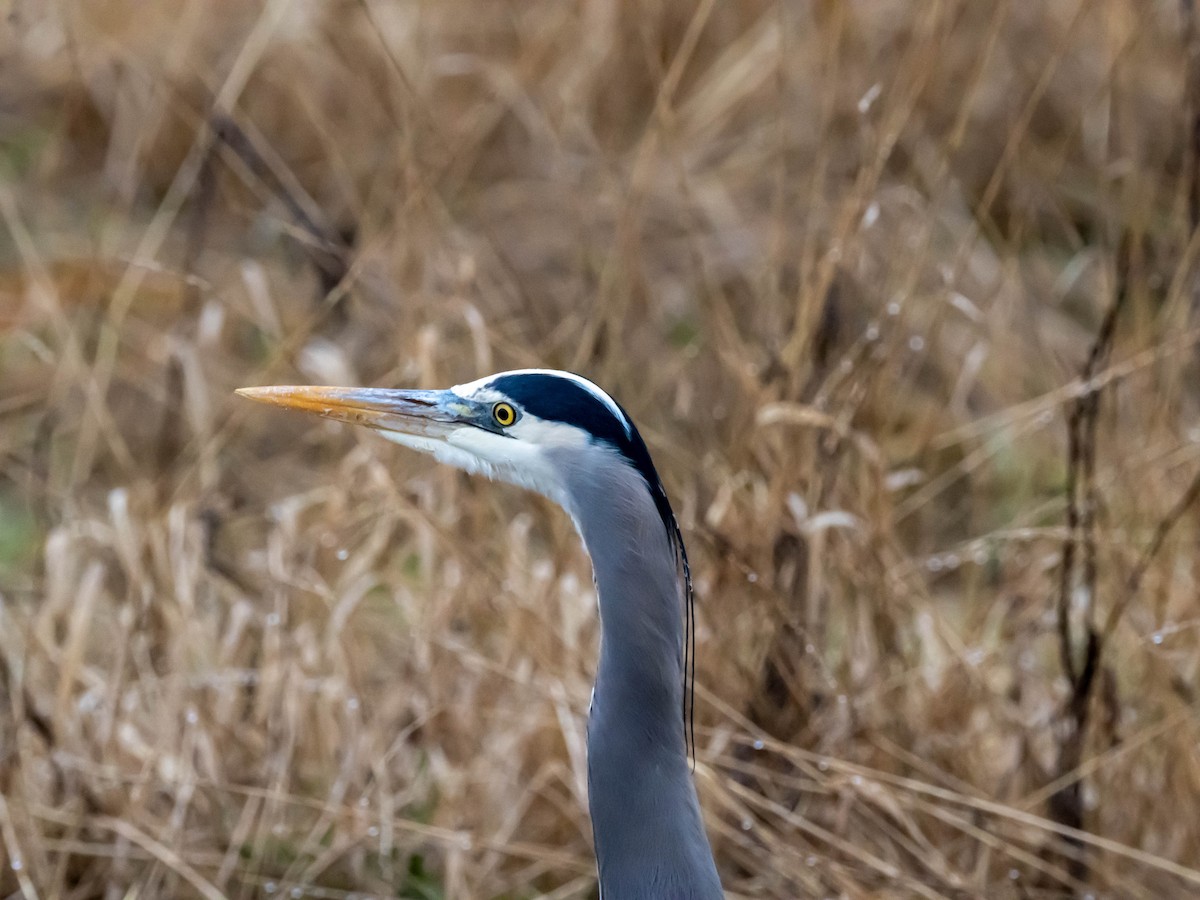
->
xmin=2 ymin=1 xmax=1199 ymax=897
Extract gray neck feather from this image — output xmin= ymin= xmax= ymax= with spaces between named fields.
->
xmin=555 ymin=447 xmax=723 ymax=899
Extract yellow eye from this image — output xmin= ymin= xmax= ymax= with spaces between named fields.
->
xmin=492 ymin=402 xmax=517 ymax=427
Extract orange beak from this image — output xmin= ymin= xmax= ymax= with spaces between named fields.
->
xmin=235 ymin=385 xmax=472 ymax=437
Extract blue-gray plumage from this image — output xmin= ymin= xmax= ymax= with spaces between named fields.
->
xmin=238 ymin=369 xmax=723 ymax=898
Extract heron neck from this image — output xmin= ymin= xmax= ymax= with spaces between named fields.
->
xmin=559 ymin=453 xmax=722 ymax=897
xmin=565 ymin=459 xmax=687 ymax=750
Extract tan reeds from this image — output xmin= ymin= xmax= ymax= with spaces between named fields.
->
xmin=2 ymin=1 xmax=1200 ymax=896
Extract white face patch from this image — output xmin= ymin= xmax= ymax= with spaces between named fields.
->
xmin=452 ymin=369 xmax=632 ymax=438
xmin=378 ymin=406 xmax=588 ymax=506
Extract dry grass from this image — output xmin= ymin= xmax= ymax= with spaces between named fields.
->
xmin=2 ymin=1 xmax=1200 ymax=896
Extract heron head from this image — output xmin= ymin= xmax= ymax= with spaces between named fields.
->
xmin=236 ymin=369 xmax=671 ymax=520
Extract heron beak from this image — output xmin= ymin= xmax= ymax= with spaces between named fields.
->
xmin=235 ymin=385 xmax=470 ymax=439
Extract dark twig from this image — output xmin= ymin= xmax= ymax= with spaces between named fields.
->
xmin=1056 ymin=283 xmax=1123 ymax=692
xmin=211 ymin=114 xmax=356 ymax=302
xmin=1045 ymin=13 xmax=1200 ymax=881
xmin=1047 ymin=260 xmax=1126 ymax=887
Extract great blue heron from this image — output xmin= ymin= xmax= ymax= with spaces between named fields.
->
xmin=238 ymin=369 xmax=723 ymax=898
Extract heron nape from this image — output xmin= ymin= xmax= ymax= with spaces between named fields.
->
xmin=238 ymin=369 xmax=723 ymax=898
